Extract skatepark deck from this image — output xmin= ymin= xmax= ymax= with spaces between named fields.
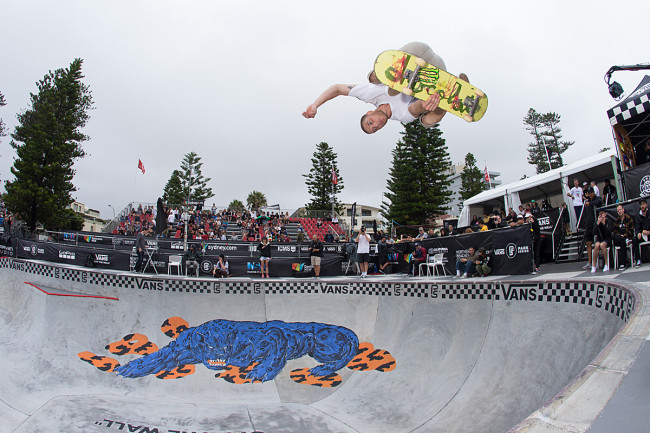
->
xmin=0 ymin=257 xmax=648 ymax=433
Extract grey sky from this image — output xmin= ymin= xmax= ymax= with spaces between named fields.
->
xmin=1 ymin=0 xmax=648 ymax=220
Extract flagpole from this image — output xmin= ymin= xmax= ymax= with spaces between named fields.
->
xmin=541 ymin=137 xmax=553 ymax=170
xmin=484 ymin=161 xmax=493 ymax=189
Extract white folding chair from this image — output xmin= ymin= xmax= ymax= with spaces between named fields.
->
xmin=420 ymin=253 xmax=448 ymax=277
xmin=168 ymin=255 xmax=182 ymax=275
xmin=613 ymin=243 xmax=633 ymax=269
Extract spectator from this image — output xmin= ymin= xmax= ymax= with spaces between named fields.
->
xmin=526 ymin=213 xmax=541 ymax=274
xmin=257 ymin=237 xmax=271 ymax=278
xmin=455 ymin=246 xmax=479 ymax=278
xmin=415 ymin=227 xmax=427 ymax=240
xmin=582 ymin=188 xmax=603 ymax=270
xmin=540 ymin=199 xmax=552 ymax=211
xmin=475 ymin=247 xmax=492 ymax=276
xmin=308 ymin=234 xmax=324 ymax=277
xmin=212 ymin=254 xmax=229 ymax=278
xmin=134 ymin=228 xmax=148 ymax=273
xmin=590 ymin=181 xmax=600 ymax=198
xmin=567 ymin=178 xmax=584 ymax=228
xmin=561 ymin=203 xmax=571 ymax=235
xmin=603 ymin=179 xmax=617 ymax=205
xmin=376 ymin=235 xmax=390 ymax=274
xmin=634 ymin=199 xmax=650 ymax=267
xmin=530 ymin=200 xmax=541 ymax=214
xmin=355 ymin=227 xmax=371 ymax=278
xmin=410 ymin=242 xmax=427 ymax=276
xmin=447 ymin=225 xmax=456 ymax=236
xmin=184 ymin=244 xmax=201 ymax=276
xmin=592 ymin=210 xmax=612 ymax=273
xmin=612 ymin=204 xmax=635 ymax=270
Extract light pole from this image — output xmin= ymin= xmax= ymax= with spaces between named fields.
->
xmin=107 ymin=204 xmax=116 ymax=220
xmin=183 ymin=167 xmax=192 ymax=252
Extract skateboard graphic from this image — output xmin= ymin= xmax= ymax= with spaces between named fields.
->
xmin=374 ymin=50 xmax=487 ymax=122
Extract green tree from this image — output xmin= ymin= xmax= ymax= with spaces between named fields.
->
xmin=179 ymin=152 xmax=213 ymax=203
xmin=382 ymin=122 xmax=452 ymax=226
xmin=0 ymin=91 xmax=7 ymax=141
xmin=303 ymin=142 xmax=344 ymax=212
xmin=459 ymin=152 xmax=487 ymax=211
xmin=228 ymin=199 xmax=245 ymax=213
xmin=162 ymin=169 xmax=184 ymax=205
xmin=4 ymin=59 xmax=93 ymax=231
xmin=247 ymin=190 xmax=267 ymax=211
xmin=524 ymin=108 xmax=574 ymax=174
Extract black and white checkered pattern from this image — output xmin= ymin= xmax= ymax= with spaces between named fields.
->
xmin=0 ymin=258 xmax=637 ymax=322
xmin=608 ymin=93 xmax=650 ymax=125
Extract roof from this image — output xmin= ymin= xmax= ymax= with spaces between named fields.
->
xmin=607 ymin=75 xmax=650 ymax=126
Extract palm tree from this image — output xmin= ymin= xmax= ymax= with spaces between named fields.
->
xmin=246 ymin=191 xmax=267 ymax=212
xmin=228 ymin=199 xmax=245 ymax=213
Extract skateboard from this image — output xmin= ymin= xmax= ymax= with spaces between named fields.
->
xmin=373 ymin=50 xmax=487 ymax=122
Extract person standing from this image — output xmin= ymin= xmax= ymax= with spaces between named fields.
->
xmin=257 ymin=237 xmax=271 ymax=278
xmin=134 ymin=229 xmax=147 ymax=273
xmin=356 ymin=227 xmax=371 ymax=278
xmin=567 ymin=178 xmax=584 ymax=229
xmin=308 ymin=234 xmax=324 ymax=277
xmin=526 ymin=213 xmax=542 ymax=274
xmin=582 ymin=188 xmax=603 ymax=270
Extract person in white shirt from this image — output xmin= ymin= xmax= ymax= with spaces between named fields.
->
xmin=567 ymin=178 xmax=584 ymax=227
xmin=355 ymin=227 xmax=371 ymax=277
xmin=590 ymin=181 xmax=600 ymax=197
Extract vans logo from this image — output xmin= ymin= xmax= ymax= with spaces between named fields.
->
xmin=135 ymin=279 xmax=164 ymax=291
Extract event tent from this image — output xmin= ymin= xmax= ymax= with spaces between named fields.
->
xmin=458 ymin=149 xmax=618 ymax=228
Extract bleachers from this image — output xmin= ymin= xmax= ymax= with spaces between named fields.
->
xmin=298 ymin=218 xmax=345 ymax=241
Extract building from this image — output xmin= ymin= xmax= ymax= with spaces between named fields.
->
xmin=446 ymin=163 xmax=501 ymax=217
xmin=340 ymin=203 xmax=386 ymax=234
xmin=69 ymin=201 xmax=105 ymax=233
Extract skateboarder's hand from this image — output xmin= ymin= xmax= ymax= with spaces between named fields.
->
xmin=423 ymin=93 xmax=441 ymax=112
xmin=302 ymin=104 xmax=318 ymax=118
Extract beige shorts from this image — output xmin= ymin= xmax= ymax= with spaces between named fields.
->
xmin=311 ymin=256 xmax=322 ymax=266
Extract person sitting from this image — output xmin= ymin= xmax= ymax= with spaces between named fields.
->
xmin=592 ymin=211 xmax=611 ymax=273
xmin=475 ymin=247 xmax=492 ymax=276
xmin=612 ymin=204 xmax=635 ymax=270
xmin=212 ymin=254 xmax=229 ymax=278
xmin=455 ymin=246 xmax=479 ymax=278
xmin=184 ymin=244 xmax=201 ymax=276
xmin=410 ymin=243 xmax=427 ymax=276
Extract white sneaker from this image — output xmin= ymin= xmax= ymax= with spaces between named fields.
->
xmin=603 ymin=265 xmax=609 ymax=272
xmin=582 ymin=263 xmax=591 ymax=269
xmin=460 ymin=273 xmax=467 ymax=279
xmin=591 ymin=266 xmax=596 ymax=273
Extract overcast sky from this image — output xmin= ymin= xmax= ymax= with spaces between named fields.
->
xmin=1 ymin=0 xmax=648 ymax=220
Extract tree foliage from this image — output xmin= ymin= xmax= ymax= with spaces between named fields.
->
xmin=303 ymin=142 xmax=344 ymax=212
xmin=162 ymin=169 xmax=185 ymax=205
xmin=247 ymin=190 xmax=267 ymax=211
xmin=459 ymin=152 xmax=487 ymax=210
xmin=179 ymin=151 xmax=213 ymax=203
xmin=0 ymin=91 xmax=6 ymax=141
xmin=524 ymin=108 xmax=574 ymax=174
xmin=382 ymin=122 xmax=452 ymax=226
xmin=228 ymin=199 xmax=245 ymax=213
xmin=4 ymin=59 xmax=93 ymax=230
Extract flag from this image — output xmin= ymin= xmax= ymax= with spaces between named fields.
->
xmin=331 ymin=167 xmax=338 ymax=185
xmin=484 ymin=165 xmax=490 ymax=183
xmin=138 ymin=159 xmax=145 ymax=174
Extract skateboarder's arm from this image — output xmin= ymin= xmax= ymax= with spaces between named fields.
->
xmin=408 ymin=93 xmax=446 ymax=127
xmin=303 ymin=84 xmax=354 ymax=118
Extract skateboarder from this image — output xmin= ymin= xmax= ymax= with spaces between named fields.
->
xmin=303 ymin=42 xmax=466 ymax=133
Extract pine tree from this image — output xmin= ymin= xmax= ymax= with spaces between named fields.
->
xmin=459 ymin=152 xmax=487 ymax=210
xmin=4 ymin=59 xmax=93 ymax=230
xmin=303 ymin=142 xmax=344 ymax=212
xmin=382 ymin=122 xmax=452 ymax=226
xmin=0 ymin=91 xmax=7 ymax=141
xmin=228 ymin=199 xmax=245 ymax=213
xmin=162 ymin=169 xmax=185 ymax=205
xmin=524 ymin=108 xmax=574 ymax=174
xmin=179 ymin=152 xmax=213 ymax=203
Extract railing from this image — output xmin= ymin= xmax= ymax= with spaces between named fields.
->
xmin=552 ymin=207 xmax=566 ymax=262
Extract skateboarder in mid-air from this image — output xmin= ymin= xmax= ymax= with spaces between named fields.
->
xmin=302 ymin=42 xmax=468 ymax=133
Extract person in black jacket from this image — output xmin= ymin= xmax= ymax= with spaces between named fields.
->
xmin=308 ymin=234 xmax=324 ymax=277
xmin=257 ymin=237 xmax=271 ymax=278
xmin=134 ymin=229 xmax=148 ymax=273
xmin=582 ymin=188 xmax=603 ymax=270
xmin=633 ymin=199 xmax=650 ymax=267
xmin=184 ymin=244 xmax=201 ymax=276
xmin=526 ymin=213 xmax=541 ymax=274
xmin=592 ymin=210 xmax=612 ymax=272
xmin=376 ymin=235 xmax=390 ymax=274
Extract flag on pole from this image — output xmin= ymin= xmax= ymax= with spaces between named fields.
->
xmin=331 ymin=167 xmax=338 ymax=185
xmin=138 ymin=159 xmax=145 ymax=174
xmin=484 ymin=165 xmax=490 ymax=183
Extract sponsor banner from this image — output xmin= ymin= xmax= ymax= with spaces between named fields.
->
xmin=623 ymin=162 xmax=650 ymax=199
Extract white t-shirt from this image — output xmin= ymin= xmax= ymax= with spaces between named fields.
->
xmin=357 ymin=233 xmax=370 ymax=254
xmin=569 ymin=187 xmax=583 ymax=206
xmin=349 ymin=83 xmax=417 ymax=123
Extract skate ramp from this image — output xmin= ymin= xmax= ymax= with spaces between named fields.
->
xmin=0 ymin=258 xmax=638 ymax=433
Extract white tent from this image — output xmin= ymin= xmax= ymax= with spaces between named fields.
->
xmin=458 ymin=149 xmax=618 ymax=228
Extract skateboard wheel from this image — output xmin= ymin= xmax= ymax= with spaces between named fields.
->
xmin=403 ymin=88 xmax=413 ymax=96
xmin=463 ymin=115 xmax=474 ymax=122
xmin=414 ymin=57 xmax=426 ymax=67
xmin=475 ymin=89 xmax=485 ymax=97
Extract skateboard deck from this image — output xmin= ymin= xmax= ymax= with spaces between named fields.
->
xmin=374 ymin=50 xmax=487 ymax=122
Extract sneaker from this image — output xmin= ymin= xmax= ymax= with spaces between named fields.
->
xmin=618 ymin=265 xmax=626 ymax=271
xmin=460 ymin=273 xmax=467 ymax=279
xmin=582 ymin=263 xmax=591 ymax=270
xmin=603 ymin=265 xmax=610 ymax=272
xmin=378 ymin=269 xmax=385 ymax=274
xmin=635 ymin=260 xmax=642 ymax=268
xmin=591 ymin=266 xmax=596 ymax=273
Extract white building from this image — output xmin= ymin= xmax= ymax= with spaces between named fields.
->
xmin=446 ymin=163 xmax=501 ymax=217
xmin=69 ymin=201 xmax=105 ymax=233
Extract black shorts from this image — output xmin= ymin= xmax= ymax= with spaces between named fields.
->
xmin=584 ymin=227 xmax=594 ymax=243
xmin=358 ymin=253 xmax=369 ymax=263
